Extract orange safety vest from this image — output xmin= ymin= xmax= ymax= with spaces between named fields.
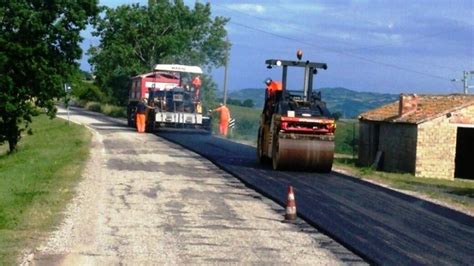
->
xmin=215 ymin=105 xmax=230 ymax=122
xmin=267 ymin=81 xmax=282 ymax=94
xmin=192 ymin=76 xmax=202 ymax=88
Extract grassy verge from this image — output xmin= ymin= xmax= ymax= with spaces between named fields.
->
xmin=334 ymin=158 xmax=474 ymax=213
xmin=334 ymin=119 xmax=358 ymax=155
xmin=0 ymin=115 xmax=91 ymax=264
xmin=225 ymin=105 xmax=260 ymax=143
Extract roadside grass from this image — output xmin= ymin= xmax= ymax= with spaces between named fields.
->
xmin=334 ymin=119 xmax=359 ymax=155
xmin=0 ymin=115 xmax=91 ymax=264
xmin=225 ymin=104 xmax=260 ymax=143
xmin=334 ymin=158 xmax=474 ymax=212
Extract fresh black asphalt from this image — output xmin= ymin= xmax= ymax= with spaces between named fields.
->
xmin=157 ymin=131 xmax=474 ymax=265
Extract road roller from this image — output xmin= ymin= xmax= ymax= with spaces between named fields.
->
xmin=257 ymin=52 xmax=336 ymax=172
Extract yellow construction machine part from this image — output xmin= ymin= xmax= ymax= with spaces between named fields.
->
xmin=272 ymin=135 xmax=334 ymax=172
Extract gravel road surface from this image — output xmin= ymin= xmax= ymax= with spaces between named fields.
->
xmin=25 ymin=108 xmax=364 ymax=265
xmin=157 ymin=130 xmax=474 ymax=265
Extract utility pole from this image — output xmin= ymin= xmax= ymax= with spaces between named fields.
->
xmin=64 ymin=83 xmax=71 ymax=125
xmin=463 ymin=71 xmax=469 ymax=94
xmin=452 ymin=70 xmax=474 ymax=94
xmin=223 ymin=37 xmax=229 ymax=105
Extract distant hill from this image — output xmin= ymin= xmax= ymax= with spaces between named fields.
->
xmin=226 ymin=87 xmax=398 ymax=118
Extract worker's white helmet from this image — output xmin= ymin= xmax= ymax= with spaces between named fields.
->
xmin=264 ymin=78 xmax=272 ymax=86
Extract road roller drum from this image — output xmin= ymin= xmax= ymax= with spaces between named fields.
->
xmin=272 ymin=135 xmax=334 ymax=172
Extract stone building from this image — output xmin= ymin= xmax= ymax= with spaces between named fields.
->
xmin=358 ymin=94 xmax=474 ymax=180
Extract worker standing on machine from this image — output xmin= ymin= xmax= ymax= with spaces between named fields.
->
xmin=192 ymin=75 xmax=201 ymax=100
xmin=264 ymin=78 xmax=283 ymax=119
xmin=213 ymin=103 xmax=231 ymax=137
xmin=265 ymin=78 xmax=282 ymax=96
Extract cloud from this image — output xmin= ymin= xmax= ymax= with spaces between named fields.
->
xmin=225 ymin=3 xmax=265 ymax=14
xmin=276 ymin=3 xmax=326 ymax=14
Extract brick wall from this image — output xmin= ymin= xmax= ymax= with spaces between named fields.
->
xmin=378 ymin=123 xmax=417 ymax=173
xmin=358 ymin=121 xmax=417 ymax=172
xmin=416 ymin=105 xmax=474 ymax=179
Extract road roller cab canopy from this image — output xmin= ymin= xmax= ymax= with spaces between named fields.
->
xmin=265 ymin=59 xmax=327 ymax=101
xmin=264 ymin=58 xmax=332 ymax=119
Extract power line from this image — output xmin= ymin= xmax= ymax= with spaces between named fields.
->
xmin=214 ymin=3 xmax=463 ymax=76
xmin=227 ymin=20 xmax=452 ymax=81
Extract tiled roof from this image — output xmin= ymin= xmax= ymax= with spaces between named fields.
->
xmin=359 ymin=94 xmax=474 ymax=124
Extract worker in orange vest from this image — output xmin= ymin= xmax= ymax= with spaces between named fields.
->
xmin=265 ymin=78 xmax=282 ymax=96
xmin=136 ymin=97 xmax=151 ymax=133
xmin=213 ymin=103 xmax=231 ymax=137
xmin=192 ymin=75 xmax=202 ymax=100
xmin=263 ymin=78 xmax=283 ymax=120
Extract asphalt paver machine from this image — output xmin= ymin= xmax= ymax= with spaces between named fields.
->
xmin=257 ymin=53 xmax=336 ymax=172
xmin=145 ymin=64 xmax=211 ymax=132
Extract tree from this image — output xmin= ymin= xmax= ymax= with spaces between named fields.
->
xmin=226 ymin=98 xmax=242 ymax=106
xmin=242 ymin=99 xmax=255 ymax=108
xmin=88 ymin=0 xmax=229 ymax=105
xmin=0 ymin=0 xmax=99 ymax=153
xmin=200 ymin=74 xmax=218 ymax=113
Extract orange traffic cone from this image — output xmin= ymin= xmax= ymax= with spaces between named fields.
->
xmin=285 ymin=185 xmax=297 ymax=221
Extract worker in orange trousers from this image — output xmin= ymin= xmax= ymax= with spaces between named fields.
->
xmin=214 ymin=103 xmax=231 ymax=137
xmin=136 ymin=97 xmax=149 ymax=133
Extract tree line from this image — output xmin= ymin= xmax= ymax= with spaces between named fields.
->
xmin=222 ymin=98 xmax=255 ymax=108
xmin=1 ymin=0 xmax=229 ymax=152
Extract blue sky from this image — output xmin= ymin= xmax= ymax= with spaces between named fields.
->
xmin=81 ymin=0 xmax=474 ymax=94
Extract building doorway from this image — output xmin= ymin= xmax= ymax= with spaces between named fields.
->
xmin=455 ymin=127 xmax=474 ymax=179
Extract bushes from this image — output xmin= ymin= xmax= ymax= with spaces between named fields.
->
xmin=69 ymin=71 xmax=126 ymax=118
xmin=221 ymin=98 xmax=255 ymax=108
xmin=101 ymin=104 xmax=126 ymax=118
xmin=84 ymin=101 xmax=102 ymax=112
xmin=72 ymin=80 xmax=106 ymax=103
xmin=83 ymin=102 xmax=126 ymax=118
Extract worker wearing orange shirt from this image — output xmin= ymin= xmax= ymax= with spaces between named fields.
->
xmin=192 ymin=75 xmax=202 ymax=100
xmin=213 ymin=103 xmax=231 ymax=137
xmin=263 ymin=78 xmax=283 ymax=120
xmin=264 ymin=78 xmax=282 ymax=96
